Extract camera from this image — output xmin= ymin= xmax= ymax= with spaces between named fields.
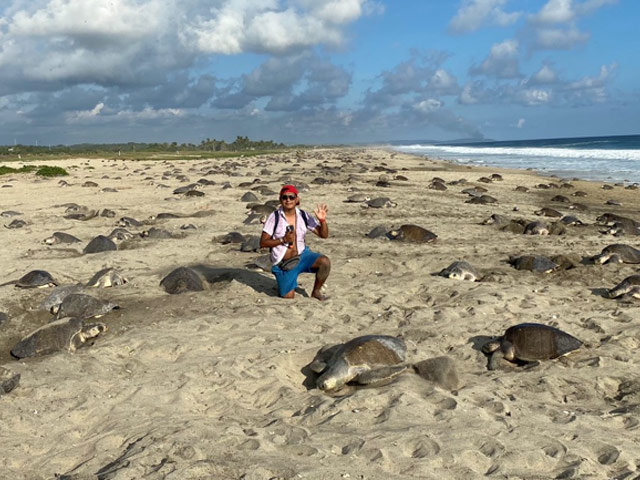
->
xmin=286 ymin=225 xmax=294 ymax=233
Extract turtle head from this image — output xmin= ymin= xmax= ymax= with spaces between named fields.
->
xmin=481 ymin=339 xmax=501 ymax=355
xmin=81 ymin=322 xmax=108 ymax=341
xmin=316 ymin=373 xmax=344 ymax=392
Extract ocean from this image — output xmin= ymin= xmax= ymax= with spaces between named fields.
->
xmin=392 ymin=134 xmax=640 ymax=183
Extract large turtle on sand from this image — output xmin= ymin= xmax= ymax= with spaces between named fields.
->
xmin=508 ymin=255 xmax=558 ymax=273
xmin=310 ymin=335 xmax=460 ymax=394
xmin=86 ymin=268 xmax=128 ymax=288
xmin=606 ymin=274 xmax=640 ymax=299
xmin=482 ymin=323 xmax=582 ymax=370
xmin=387 ymin=224 xmax=437 ymax=243
xmin=160 ymin=267 xmax=205 ymax=294
xmin=310 ymin=335 xmax=409 ymax=393
xmin=438 ymin=260 xmax=480 ymax=281
xmin=10 ymin=317 xmax=107 ymax=359
xmin=0 ymin=270 xmax=57 ymax=288
xmin=55 ymin=293 xmax=119 ymax=321
xmin=592 ymin=244 xmax=640 ymax=265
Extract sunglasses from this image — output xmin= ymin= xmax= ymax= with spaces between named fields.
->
xmin=280 ymin=194 xmax=297 ymax=201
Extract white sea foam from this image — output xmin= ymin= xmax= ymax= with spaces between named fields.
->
xmin=394 ymin=143 xmax=640 ymax=182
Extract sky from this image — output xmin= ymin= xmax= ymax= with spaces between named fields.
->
xmin=0 ymin=0 xmax=638 ymax=145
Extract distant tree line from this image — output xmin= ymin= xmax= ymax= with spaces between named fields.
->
xmin=1 ymin=136 xmax=287 ymax=155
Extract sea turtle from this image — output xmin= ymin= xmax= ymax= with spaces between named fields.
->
xmin=429 ymin=181 xmax=447 ymax=191
xmin=605 ymin=221 xmax=640 ymax=236
xmin=43 ymin=232 xmax=82 ymax=245
xmin=1 ymin=210 xmax=22 ymax=217
xmin=86 ymin=268 xmax=128 ymax=288
xmin=1 ymin=270 xmax=57 ymax=288
xmin=387 ymin=224 xmax=437 ymax=243
xmin=173 ymin=184 xmax=201 ymax=194
xmin=150 ymin=212 xmax=182 ymax=221
xmin=117 ymin=217 xmax=143 ymax=228
xmin=218 ymin=231 xmax=246 ymax=244
xmin=482 ymin=214 xmax=511 ymax=226
xmin=247 ymin=254 xmax=272 ymax=272
xmin=185 ymin=190 xmax=204 ymax=197
xmin=365 ymin=225 xmax=389 ymax=239
xmin=240 ymin=235 xmax=261 ymax=252
xmin=10 ymin=317 xmax=107 ymax=359
xmin=64 ymin=210 xmax=98 ymax=221
xmin=461 ymin=187 xmax=485 ymax=197
xmin=560 ymin=215 xmax=584 ymax=226
xmin=83 ymin=235 xmax=117 ymax=254
xmin=108 ymin=228 xmax=135 ymax=242
xmin=551 ymin=195 xmax=570 ymax=203
xmin=607 ymin=274 xmax=640 ymax=299
xmin=310 ymin=335 xmax=409 ymax=393
xmin=160 ymin=267 xmax=205 ymax=294
xmin=514 ymin=186 xmax=529 ymax=193
xmin=55 ymin=293 xmax=119 ymax=321
xmin=5 ymin=219 xmax=27 ymax=229
xmin=140 ymin=227 xmax=173 ymax=239
xmin=466 ymin=195 xmax=497 ymax=205
xmin=500 ymin=221 xmax=526 ymax=234
xmin=508 ymin=255 xmax=558 ymax=273
xmin=535 ymin=207 xmax=562 ymax=218
xmin=250 ymin=204 xmax=277 ymax=216
xmin=523 ymin=221 xmax=549 ymax=235
xmin=345 ymin=193 xmax=370 ymax=203
xmin=593 ymin=244 xmax=640 ymax=264
xmin=40 ymin=284 xmax=84 ymax=313
xmin=482 ymin=323 xmax=582 ymax=370
xmin=438 ymin=260 xmax=480 ymax=281
xmin=241 ymin=192 xmax=259 ymax=202
xmin=364 ymin=197 xmax=397 ymax=209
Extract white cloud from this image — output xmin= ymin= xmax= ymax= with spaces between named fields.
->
xmin=531 ymin=0 xmax=575 ymax=24
xmin=459 ymin=84 xmax=479 ymax=104
xmin=449 ymin=0 xmax=521 ymax=33
xmin=517 ymin=118 xmax=525 ymax=128
xmin=0 ymin=0 xmax=373 ymax=92
xmin=530 ymin=64 xmax=558 ymax=84
xmin=413 ymin=98 xmax=443 ymax=113
xmin=470 ymin=39 xmax=521 ymax=78
xmin=534 ymin=26 xmax=589 ymax=49
xmin=527 ymin=0 xmax=616 ymax=50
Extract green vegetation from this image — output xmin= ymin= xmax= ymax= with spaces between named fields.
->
xmin=1 ymin=136 xmax=296 ymax=162
xmin=0 ymin=165 xmax=68 ymax=177
xmin=35 ymin=166 xmax=69 ymax=177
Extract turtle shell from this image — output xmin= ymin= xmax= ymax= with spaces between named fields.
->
xmin=503 ymin=323 xmax=582 ymax=361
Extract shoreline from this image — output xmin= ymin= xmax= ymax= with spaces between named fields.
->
xmin=1 ymin=147 xmax=639 ymax=479
xmin=387 ymin=143 xmax=640 ymax=185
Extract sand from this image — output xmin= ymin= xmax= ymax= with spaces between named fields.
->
xmin=0 ymin=148 xmax=639 ymax=479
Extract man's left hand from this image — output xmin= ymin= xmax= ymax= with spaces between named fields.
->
xmin=314 ymin=203 xmax=328 ymax=222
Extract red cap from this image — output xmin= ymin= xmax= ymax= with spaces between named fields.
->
xmin=280 ymin=184 xmax=299 ymax=196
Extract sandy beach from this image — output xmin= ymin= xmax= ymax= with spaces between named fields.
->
xmin=1 ymin=148 xmax=639 ymax=480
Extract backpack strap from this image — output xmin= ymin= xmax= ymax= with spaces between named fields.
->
xmin=270 ymin=211 xmax=280 ymax=239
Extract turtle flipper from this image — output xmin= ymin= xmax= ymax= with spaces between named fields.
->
xmin=488 ymin=351 xmax=504 ymax=371
xmin=355 ymin=365 xmax=409 ymax=386
xmin=310 ymin=343 xmax=342 ymax=373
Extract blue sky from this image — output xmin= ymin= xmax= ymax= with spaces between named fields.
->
xmin=0 ymin=0 xmax=638 ymax=145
